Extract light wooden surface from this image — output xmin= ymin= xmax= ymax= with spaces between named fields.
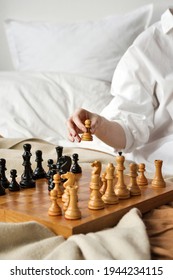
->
xmin=0 ymin=170 xmax=173 ymax=238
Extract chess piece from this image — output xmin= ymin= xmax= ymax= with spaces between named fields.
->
xmin=151 ymin=160 xmax=166 ymax=188
xmin=61 ymin=172 xmax=76 ymax=188
xmin=127 ymin=163 xmax=141 ymax=196
xmin=9 ymin=169 xmax=21 ymax=191
xmin=81 ymin=119 xmax=93 ymax=141
xmin=61 ymin=172 xmax=76 ymax=202
xmin=90 ymin=160 xmax=102 ymax=188
xmin=20 ymin=150 xmax=35 ymax=188
xmin=33 ymin=150 xmax=47 ymax=180
xmin=48 ymin=164 xmax=57 ymax=191
xmin=115 ymin=151 xmax=122 ymax=178
xmin=0 ymin=175 xmax=6 ymax=196
xmin=23 ymin=143 xmax=33 ymax=175
xmin=62 ymin=187 xmax=70 ymax=212
xmin=48 ymin=189 xmax=62 ymax=216
xmin=102 ymin=163 xmax=119 ymax=204
xmin=53 ymin=173 xmax=63 ymax=198
xmin=65 ymin=185 xmax=81 ymax=220
xmin=58 ymin=156 xmax=72 ymax=177
xmin=114 ymin=154 xmax=130 ymax=199
xmin=56 ymin=146 xmax=63 ymax=172
xmin=0 ymin=158 xmax=10 ymax=189
xmin=137 ymin=163 xmax=148 ymax=186
xmin=46 ymin=159 xmax=54 ymax=179
xmin=91 ymin=160 xmax=102 ymax=176
xmin=70 ymin=153 xmax=82 ymax=174
xmin=88 ymin=171 xmax=105 ymax=210
xmin=100 ymin=172 xmax=107 ymax=195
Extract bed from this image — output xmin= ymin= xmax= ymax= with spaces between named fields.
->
xmin=0 ymin=0 xmax=173 ymax=260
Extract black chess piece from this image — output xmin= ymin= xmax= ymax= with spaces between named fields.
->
xmin=23 ymin=143 xmax=32 ymax=155
xmin=58 ymin=155 xmax=72 ymax=183
xmin=48 ymin=164 xmax=57 ymax=191
xmin=9 ymin=169 xmax=21 ymax=191
xmin=46 ymin=159 xmax=54 ymax=179
xmin=0 ymin=158 xmax=10 ymax=189
xmin=20 ymin=150 xmax=35 ymax=188
xmin=23 ymin=143 xmax=33 ymax=175
xmin=70 ymin=153 xmax=82 ymax=174
xmin=58 ymin=156 xmax=72 ymax=175
xmin=55 ymin=146 xmax=72 ymax=176
xmin=0 ymin=175 xmax=6 ymax=196
xmin=33 ymin=150 xmax=47 ymax=180
xmin=56 ymin=146 xmax=63 ymax=172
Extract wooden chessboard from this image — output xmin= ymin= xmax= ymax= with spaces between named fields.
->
xmin=0 ymin=169 xmax=173 ymax=238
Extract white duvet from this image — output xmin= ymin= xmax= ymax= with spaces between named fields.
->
xmin=0 ymin=72 xmax=113 ymax=151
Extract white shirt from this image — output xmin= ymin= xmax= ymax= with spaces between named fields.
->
xmin=101 ymin=9 xmax=173 ymax=176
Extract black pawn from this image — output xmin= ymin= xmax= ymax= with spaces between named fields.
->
xmin=0 ymin=175 xmax=6 ymax=196
xmin=56 ymin=146 xmax=63 ymax=172
xmin=48 ymin=164 xmax=57 ymax=191
xmin=33 ymin=150 xmax=47 ymax=180
xmin=9 ymin=169 xmax=21 ymax=191
xmin=20 ymin=151 xmax=35 ymax=188
xmin=0 ymin=158 xmax=10 ymax=189
xmin=70 ymin=153 xmax=82 ymax=174
xmin=46 ymin=159 xmax=54 ymax=179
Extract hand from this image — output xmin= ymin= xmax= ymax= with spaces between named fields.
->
xmin=67 ymin=108 xmax=126 ymax=150
xmin=67 ymin=108 xmax=100 ymax=142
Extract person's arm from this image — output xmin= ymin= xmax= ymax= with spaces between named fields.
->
xmin=67 ymin=108 xmax=126 ymax=150
xmin=67 ymin=34 xmax=156 ymax=152
xmin=100 ymin=42 xmax=156 ymax=152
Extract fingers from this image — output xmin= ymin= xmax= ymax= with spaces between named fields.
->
xmin=67 ymin=119 xmax=81 ymax=142
xmin=89 ymin=113 xmax=101 ymax=134
xmin=68 ymin=133 xmax=81 ymax=143
xmin=67 ymin=108 xmax=88 ymax=142
xmin=72 ymin=114 xmax=87 ymax=133
xmin=67 ymin=108 xmax=99 ymax=142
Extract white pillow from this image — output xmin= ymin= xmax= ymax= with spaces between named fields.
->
xmin=4 ymin=5 xmax=153 ymax=82
xmin=0 ymin=72 xmax=112 ymax=143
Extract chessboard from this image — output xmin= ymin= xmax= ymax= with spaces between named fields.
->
xmin=1 ymin=166 xmax=173 ymax=238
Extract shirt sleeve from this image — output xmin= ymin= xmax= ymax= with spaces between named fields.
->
xmin=101 ymin=44 xmax=157 ymax=152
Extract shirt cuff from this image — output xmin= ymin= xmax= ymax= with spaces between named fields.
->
xmin=113 ymin=120 xmax=134 ymax=153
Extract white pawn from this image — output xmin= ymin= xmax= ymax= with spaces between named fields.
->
xmin=53 ymin=173 xmax=63 ymax=198
xmin=81 ymin=119 xmax=93 ymax=141
xmin=48 ymin=189 xmax=62 ymax=216
xmin=137 ymin=163 xmax=148 ymax=186
xmin=128 ymin=163 xmax=141 ymax=196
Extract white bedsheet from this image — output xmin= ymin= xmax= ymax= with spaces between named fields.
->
xmin=0 ymin=72 xmax=113 ymax=152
